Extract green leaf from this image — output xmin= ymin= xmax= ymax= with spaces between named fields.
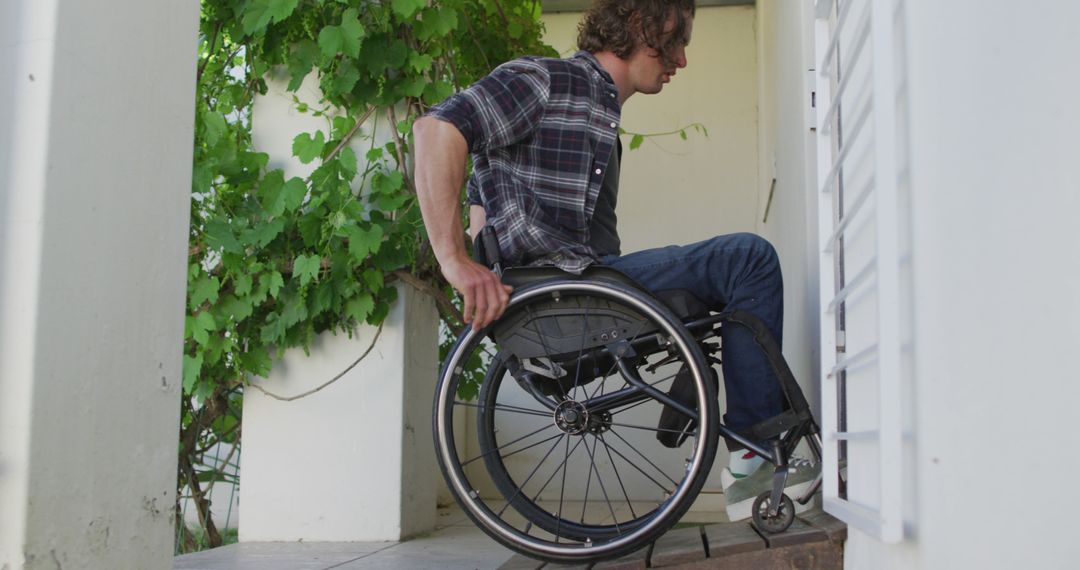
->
xmin=287 ymin=39 xmax=318 ymax=91
xmin=508 ymin=22 xmax=523 ymax=39
xmin=263 ymin=271 xmax=284 ymax=299
xmin=407 ymin=53 xmax=433 ymax=73
xmin=182 ymin=353 xmax=203 ymax=395
xmin=258 ymin=170 xmax=304 ymax=217
xmin=280 ymin=292 xmax=309 ymax=326
xmin=372 ymin=170 xmax=404 ymax=194
xmin=338 ymin=8 xmax=366 ymax=58
xmin=362 ymin=269 xmax=384 ymax=292
xmin=332 ymin=62 xmax=361 ymax=95
xmin=293 ymin=254 xmax=322 ymax=287
xmin=417 ymin=7 xmax=459 ymax=40
xmin=385 ymin=40 xmax=409 ymax=69
xmin=346 ymin=224 xmax=384 ymax=262
xmin=201 ymin=111 xmax=227 ymax=147
xmin=292 ymin=131 xmax=326 ymax=164
xmin=241 ymin=0 xmax=299 ymax=35
xmin=190 ymin=276 xmax=220 ymax=309
xmin=310 ymin=161 xmax=341 ymax=194
xmin=239 ymin=346 xmax=272 ymax=377
xmin=346 ymin=292 xmax=375 ymax=323
xmin=260 ymin=313 xmax=287 ymax=344
xmin=398 ymin=76 xmax=428 ymax=98
xmin=338 ymin=147 xmax=358 ymax=179
xmin=244 ymin=217 xmax=286 ymax=247
xmin=630 ymin=134 xmax=644 ymax=150
xmin=332 ymin=115 xmax=357 ymax=139
xmin=318 ymin=26 xmax=344 ymax=59
xmin=205 ymin=218 xmax=243 ymax=254
xmin=680 ymin=129 xmax=688 ymax=141
xmin=220 ymin=294 xmax=254 ymax=322
xmin=234 ymin=273 xmax=253 ymax=297
xmin=190 ymin=310 xmax=216 ymax=346
xmin=421 ymin=80 xmax=455 ymax=105
xmin=391 ymin=0 xmax=425 ymax=20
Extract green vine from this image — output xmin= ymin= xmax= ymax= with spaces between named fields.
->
xmin=180 ymin=0 xmax=555 ymax=552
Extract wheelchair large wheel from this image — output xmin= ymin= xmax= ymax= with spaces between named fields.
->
xmin=433 ymin=279 xmax=719 ymax=563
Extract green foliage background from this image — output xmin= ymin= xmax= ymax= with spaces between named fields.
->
xmin=181 ymin=0 xmax=555 ymax=552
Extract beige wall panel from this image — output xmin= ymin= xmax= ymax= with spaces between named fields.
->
xmin=542 ymin=7 xmax=760 ymax=254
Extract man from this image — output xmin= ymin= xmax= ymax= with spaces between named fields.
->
xmin=414 ymin=0 xmax=812 ymax=521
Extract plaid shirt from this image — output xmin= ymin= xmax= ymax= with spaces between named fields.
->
xmin=426 ymin=51 xmax=621 ymax=273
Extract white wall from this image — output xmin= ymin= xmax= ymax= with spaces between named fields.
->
xmin=754 ymin=0 xmax=820 ymax=418
xmin=0 ymin=0 xmax=197 ymax=567
xmin=543 ymin=6 xmax=761 ymax=253
xmin=841 ymin=1 xmax=1080 ymax=568
xmin=239 ymin=284 xmax=439 ymax=542
xmin=243 ymin=74 xmax=439 ymax=541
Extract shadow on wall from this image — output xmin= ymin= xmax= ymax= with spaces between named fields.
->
xmin=0 ymin=0 xmax=22 ymax=241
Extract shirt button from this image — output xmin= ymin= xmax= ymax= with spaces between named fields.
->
xmin=595 ymin=168 xmax=602 ymax=175
xmin=610 ymin=92 xmax=616 ymax=98
xmin=610 ymin=122 xmax=617 ymax=128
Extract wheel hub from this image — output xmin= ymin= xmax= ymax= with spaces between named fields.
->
xmin=554 ymin=400 xmax=589 ymax=435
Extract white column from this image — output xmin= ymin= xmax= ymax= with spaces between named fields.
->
xmin=238 ymin=283 xmax=439 ymax=541
xmin=0 ymin=0 xmax=198 ymax=567
xmin=244 ymin=71 xmax=438 ymax=542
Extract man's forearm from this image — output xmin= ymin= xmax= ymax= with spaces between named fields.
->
xmin=414 ymin=116 xmax=469 ymax=265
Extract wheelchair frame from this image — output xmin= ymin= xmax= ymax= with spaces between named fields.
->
xmin=431 ymin=227 xmax=824 ymax=563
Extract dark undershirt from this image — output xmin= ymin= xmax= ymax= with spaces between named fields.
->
xmin=588 ymin=139 xmax=621 ymax=257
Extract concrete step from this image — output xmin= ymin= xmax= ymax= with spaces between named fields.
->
xmin=499 ymin=509 xmax=846 ymax=570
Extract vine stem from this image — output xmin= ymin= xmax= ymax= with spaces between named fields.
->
xmin=247 ymin=322 xmax=383 ymax=402
xmin=326 ymin=105 xmax=378 ymax=163
xmin=391 ymin=270 xmax=464 ymax=330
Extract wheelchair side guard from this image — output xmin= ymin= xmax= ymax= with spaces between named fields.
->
xmin=716 ymin=310 xmax=819 ymax=442
xmin=491 ymin=292 xmax=658 ymax=360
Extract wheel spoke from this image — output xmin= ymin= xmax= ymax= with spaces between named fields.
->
xmin=597 ymin=432 xmax=637 ymax=520
xmin=454 ymin=400 xmax=551 ymax=419
xmin=596 ymin=433 xmax=674 ymax=493
xmin=569 ymin=304 xmax=592 ymax=401
xmin=498 ymin=434 xmax=567 ymax=517
xmin=463 ymin=423 xmax=557 ymax=467
xmin=582 ymin=434 xmax=621 ymax=535
xmin=608 ymin=428 xmax=681 ymax=487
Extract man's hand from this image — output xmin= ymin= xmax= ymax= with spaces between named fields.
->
xmin=442 ymin=254 xmax=513 ymax=331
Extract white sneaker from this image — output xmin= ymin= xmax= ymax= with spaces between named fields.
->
xmin=721 ymin=455 xmax=818 ymax=522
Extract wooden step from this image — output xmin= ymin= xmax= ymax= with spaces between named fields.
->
xmin=499 ymin=509 xmax=846 ymax=570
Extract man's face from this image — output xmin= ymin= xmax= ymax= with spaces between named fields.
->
xmin=626 ymin=12 xmax=693 ymax=95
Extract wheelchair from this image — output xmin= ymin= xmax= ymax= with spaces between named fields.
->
xmin=433 ymin=227 xmax=825 ymax=564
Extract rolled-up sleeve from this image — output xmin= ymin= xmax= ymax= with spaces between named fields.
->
xmin=426 ymin=59 xmax=550 ymax=154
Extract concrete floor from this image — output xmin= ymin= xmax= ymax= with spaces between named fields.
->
xmin=173 ymin=505 xmax=733 ymax=570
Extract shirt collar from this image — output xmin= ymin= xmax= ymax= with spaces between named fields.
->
xmin=571 ymin=50 xmax=616 ymax=87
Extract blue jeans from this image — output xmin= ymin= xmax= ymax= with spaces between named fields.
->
xmin=601 ymin=233 xmax=785 ymax=448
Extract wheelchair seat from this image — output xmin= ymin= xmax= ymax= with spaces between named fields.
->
xmin=501 ymin=265 xmax=710 ymax=321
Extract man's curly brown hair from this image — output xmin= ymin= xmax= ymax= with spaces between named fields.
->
xmin=577 ymin=0 xmax=696 ymax=67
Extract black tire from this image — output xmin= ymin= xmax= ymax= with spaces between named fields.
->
xmin=433 ymin=279 xmax=719 ymax=564
xmin=751 ymin=491 xmax=795 ymax=534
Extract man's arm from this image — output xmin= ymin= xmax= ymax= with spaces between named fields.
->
xmin=414 ymin=116 xmax=511 ymax=330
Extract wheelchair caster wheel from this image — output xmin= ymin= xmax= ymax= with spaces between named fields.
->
xmin=751 ymin=491 xmax=794 ymax=534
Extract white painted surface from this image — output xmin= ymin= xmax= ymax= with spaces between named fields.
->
xmin=0 ymin=0 xmax=197 ymax=567
xmin=835 ymin=0 xmax=1080 ymax=568
xmin=239 ymin=284 xmax=439 ymax=541
xmin=542 ymin=7 xmax=761 ymax=254
xmin=754 ymin=0 xmax=821 ymax=429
